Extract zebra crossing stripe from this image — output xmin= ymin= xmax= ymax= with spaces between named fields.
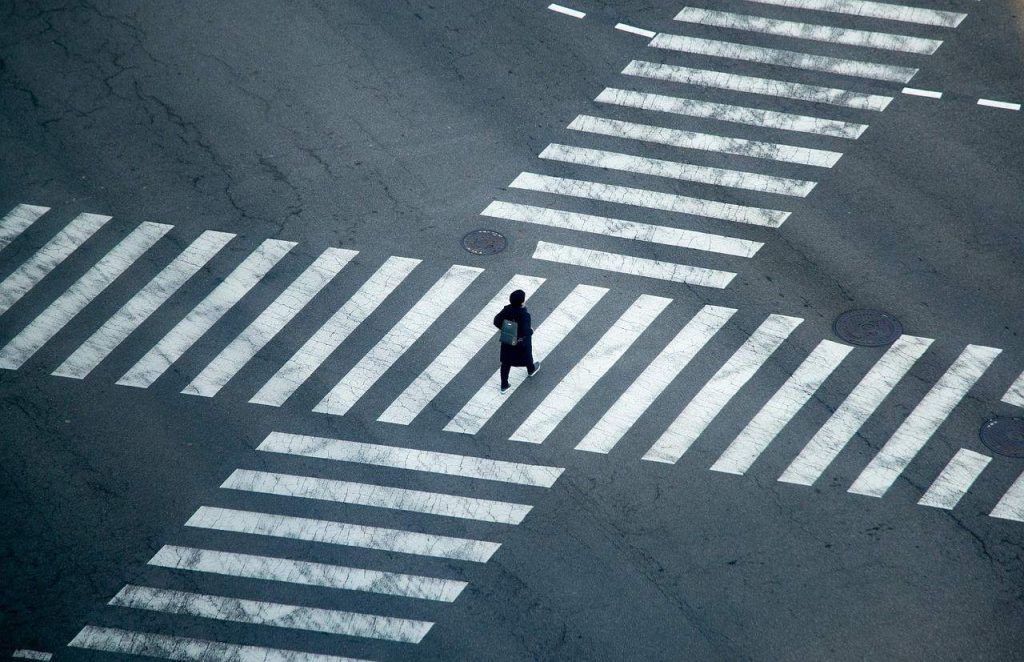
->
xmin=917 ymin=450 xmax=991 ymax=510
xmin=186 ymin=506 xmax=501 ymax=561
xmin=117 ymin=238 xmax=296 ymax=388
xmin=149 ymin=545 xmax=467 ymax=601
xmin=10 ymin=652 xmax=51 ymax=661
xmin=378 ymin=274 xmax=545 ymax=425
xmin=623 ymin=60 xmax=892 ymax=111
xmin=779 ymin=335 xmax=934 ymax=486
xmin=222 ymin=469 xmax=533 ymax=524
xmin=1001 ymin=369 xmax=1024 ymax=408
xmin=674 ymin=8 xmax=941 ymax=55
xmin=568 ymin=114 xmax=843 ymax=167
xmin=52 ymin=231 xmax=235 ymax=379
xmin=0 ymin=204 xmax=48 ymax=253
xmin=644 ymin=314 xmax=803 ymax=464
xmin=250 ymin=256 xmax=420 ymax=407
xmin=108 ymin=584 xmax=434 ymax=643
xmin=532 ymin=242 xmax=736 ymax=288
xmin=577 ymin=305 xmax=736 ymax=455
xmin=313 ymin=264 xmax=483 ymax=416
xmin=0 ymin=222 xmax=171 ymax=370
xmin=0 ymin=213 xmax=111 ymax=317
xmin=990 ymin=470 xmax=1024 ymax=522
xmin=257 ymin=432 xmax=565 ymax=487
xmin=182 ymin=247 xmax=357 ymax=397
xmin=511 ymin=294 xmax=672 ymax=444
xmin=849 ymin=344 xmax=1001 ymax=498
xmin=69 ymin=626 xmax=367 ymax=661
xmin=650 ymin=34 xmax=918 ymax=83
xmin=744 ymin=0 xmax=966 ymax=29
xmin=445 ymin=284 xmax=607 ymax=435
xmin=597 ymin=87 xmax=867 ymax=139
xmin=711 ymin=339 xmax=852 ymax=475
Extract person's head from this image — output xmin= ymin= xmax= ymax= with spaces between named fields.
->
xmin=509 ymin=289 xmax=526 ymax=306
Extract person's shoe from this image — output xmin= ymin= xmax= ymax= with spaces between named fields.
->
xmin=500 ymin=383 xmax=511 ymax=394
xmin=528 ymin=362 xmax=541 ymax=378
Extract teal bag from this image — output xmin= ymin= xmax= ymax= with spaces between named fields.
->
xmin=500 ymin=318 xmax=518 ymax=346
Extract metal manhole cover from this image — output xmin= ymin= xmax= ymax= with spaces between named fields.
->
xmin=462 ymin=229 xmax=507 ymax=255
xmin=980 ymin=417 xmax=1024 ymax=457
xmin=832 ymin=309 xmax=903 ymax=347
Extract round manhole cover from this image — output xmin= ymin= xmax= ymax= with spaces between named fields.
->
xmin=832 ymin=309 xmax=903 ymax=347
xmin=462 ymin=230 xmax=507 ymax=255
xmin=980 ymin=417 xmax=1024 ymax=458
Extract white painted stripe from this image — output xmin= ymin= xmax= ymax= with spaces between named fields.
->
xmin=149 ymin=545 xmax=466 ymax=601
xmin=257 ymin=432 xmax=565 ymax=487
xmin=11 ymin=651 xmax=51 ymax=661
xmin=644 ymin=314 xmax=803 ymax=464
xmin=512 ymin=294 xmax=671 ymax=444
xmin=510 ymin=172 xmax=790 ymax=227
xmin=779 ymin=335 xmax=934 ymax=485
xmin=902 ymin=87 xmax=942 ymax=98
xmin=0 ymin=204 xmax=48 ymax=252
xmin=483 ymin=201 xmax=762 ymax=258
xmin=0 ymin=213 xmax=110 ymax=317
xmin=849 ymin=344 xmax=1001 ymax=497
xmin=314 ymin=264 xmax=483 ymax=416
xmin=577 ymin=305 xmax=736 ymax=454
xmin=445 ymin=284 xmax=607 ymax=435
xmin=540 ymin=143 xmax=816 ymax=196
xmin=978 ymin=98 xmax=1021 ymax=111
xmin=223 ymin=469 xmax=533 ymax=524
xmin=186 ymin=506 xmax=500 ymax=562
xmin=109 ymin=584 xmax=433 ymax=643
xmin=0 ymin=222 xmax=170 ymax=370
xmin=917 ymin=449 xmax=991 ymax=510
xmin=623 ymin=60 xmax=892 ymax=111
xmin=548 ymin=3 xmax=585 ymax=18
xmin=1002 ymin=369 xmax=1024 ymax=408
xmin=69 ymin=626 xmax=367 ymax=662
xmin=745 ymin=0 xmax=966 ymax=28
xmin=532 ymin=241 xmax=735 ymax=288
xmin=597 ymin=87 xmax=866 ymax=139
xmin=711 ymin=339 xmax=852 ymax=475
xmin=650 ymin=34 xmax=917 ymax=83
xmin=378 ymin=275 xmax=545 ymax=425
xmin=51 ymin=231 xmax=234 ymax=379
xmin=569 ymin=113 xmax=842 ymax=167
xmin=250 ymin=256 xmax=420 ymax=407
xmin=182 ymin=248 xmax=356 ymax=397
xmin=616 ymin=23 xmax=657 ymax=38
xmin=116 ymin=238 xmax=295 ymax=388
xmin=990 ymin=470 xmax=1024 ymax=522
xmin=675 ymin=8 xmax=941 ymax=54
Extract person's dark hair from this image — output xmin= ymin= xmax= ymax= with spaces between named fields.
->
xmin=509 ymin=289 xmax=526 ymax=306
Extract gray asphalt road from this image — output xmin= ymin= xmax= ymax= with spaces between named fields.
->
xmin=2 ymin=0 xmax=1023 ymax=660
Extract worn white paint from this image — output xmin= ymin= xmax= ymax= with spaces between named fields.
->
xmin=532 ymin=242 xmax=736 ymax=288
xmin=11 ymin=651 xmax=51 ymax=661
xmin=917 ymin=449 xmax=991 ymax=510
xmin=0 ymin=204 xmax=48 ymax=253
xmin=745 ymin=0 xmax=966 ymax=28
xmin=990 ymin=470 xmax=1024 ymax=522
xmin=1002 ymin=369 xmax=1024 ymax=408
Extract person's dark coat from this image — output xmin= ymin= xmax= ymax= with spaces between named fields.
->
xmin=493 ymin=304 xmax=534 ymax=366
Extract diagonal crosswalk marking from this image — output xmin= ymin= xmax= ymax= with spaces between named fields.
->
xmin=0 ymin=204 xmax=49 ymax=253
xmin=745 ymin=0 xmax=966 ymax=28
xmin=532 ymin=242 xmax=736 ymax=288
xmin=917 ymin=449 xmax=991 ymax=510
xmin=1001 ymin=369 xmax=1024 ymax=408
xmin=990 ymin=469 xmax=1024 ymax=522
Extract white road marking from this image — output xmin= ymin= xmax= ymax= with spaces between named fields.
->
xmin=445 ymin=284 xmax=607 ymax=435
xmin=0 ymin=213 xmax=111 ymax=317
xmin=540 ymin=143 xmax=816 ymax=196
xmin=650 ymin=34 xmax=917 ymax=83
xmin=11 ymin=651 xmax=51 ymax=661
xmin=532 ymin=241 xmax=735 ymax=288
xmin=675 ymin=7 xmax=941 ymax=54
xmin=250 ymin=255 xmax=420 ymax=407
xmin=711 ymin=339 xmax=852 ymax=475
xmin=483 ymin=201 xmax=762 ymax=257
xmin=849 ymin=344 xmax=1000 ymax=497
xmin=548 ymin=3 xmax=585 ymax=19
xmin=222 ymin=469 xmax=533 ymax=524
xmin=577 ymin=305 xmax=736 ymax=454
xmin=615 ymin=23 xmax=657 ymax=38
xmin=917 ymin=449 xmax=991 ymax=510
xmin=902 ymin=87 xmax=942 ymax=98
xmin=69 ymin=626 xmax=367 ymax=662
xmin=744 ymin=0 xmax=966 ymax=28
xmin=597 ymin=87 xmax=866 ymax=139
xmin=109 ymin=584 xmax=433 ymax=643
xmin=0 ymin=222 xmax=170 ymax=370
xmin=0 ymin=204 xmax=48 ymax=252
xmin=977 ymin=98 xmax=1021 ymax=111
xmin=186 ymin=506 xmax=501 ymax=562
xmin=1002 ymin=369 xmax=1024 ymax=408
xmin=511 ymin=294 xmax=671 ymax=444
xmin=313 ymin=264 xmax=483 ymax=416
xmin=149 ymin=545 xmax=467 ymax=601
xmin=510 ymin=172 xmax=790 ymax=227
xmin=257 ymin=432 xmax=565 ymax=487
xmin=182 ymin=247 xmax=356 ymax=397
xmin=116 ymin=238 xmax=295 ymax=388
xmin=779 ymin=335 xmax=934 ymax=486
xmin=644 ymin=315 xmax=803 ymax=464
xmin=990 ymin=470 xmax=1024 ymax=522
xmin=623 ymin=60 xmax=892 ymax=111
xmin=378 ymin=274 xmax=545 ymax=425
xmin=569 ymin=113 xmax=842 ymax=167
xmin=52 ymin=231 xmax=234 ymax=379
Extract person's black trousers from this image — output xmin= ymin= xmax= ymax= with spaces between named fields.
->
xmin=500 ymin=361 xmax=535 ymax=388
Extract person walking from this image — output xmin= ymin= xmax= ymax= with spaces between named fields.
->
xmin=493 ymin=289 xmax=539 ymax=393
